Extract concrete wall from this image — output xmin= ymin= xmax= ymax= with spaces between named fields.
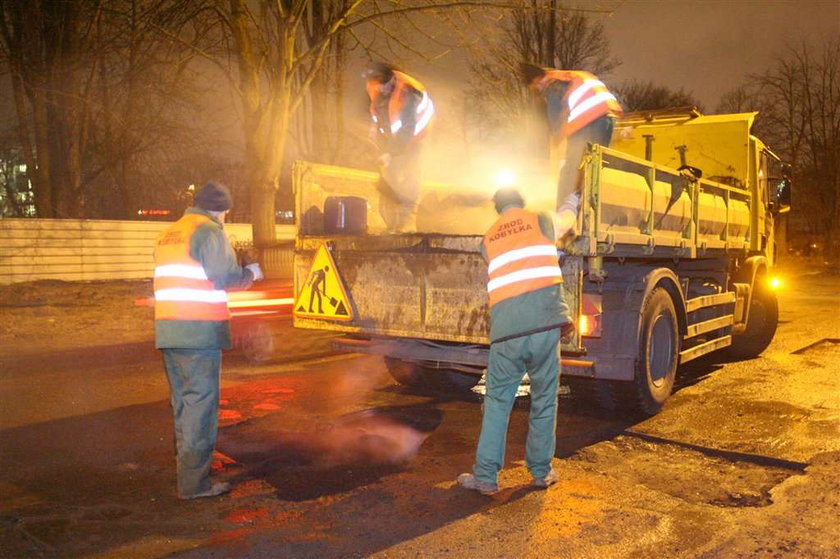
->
xmin=0 ymin=218 xmax=295 ymax=285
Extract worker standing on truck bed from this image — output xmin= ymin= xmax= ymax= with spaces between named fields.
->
xmin=457 ymin=187 xmax=573 ymax=495
xmin=520 ymin=63 xmax=622 ymax=237
xmin=153 ymin=181 xmax=263 ymax=499
xmin=363 ymin=61 xmax=435 ymax=233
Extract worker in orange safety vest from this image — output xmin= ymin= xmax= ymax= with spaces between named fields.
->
xmin=457 ymin=187 xmax=573 ymax=495
xmin=154 ymin=181 xmax=262 ymax=500
xmin=521 ymin=63 xmax=623 ymax=238
xmin=363 ymin=61 xmax=435 ymax=233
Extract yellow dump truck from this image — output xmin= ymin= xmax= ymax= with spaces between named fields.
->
xmin=292 ymin=109 xmax=791 ymax=414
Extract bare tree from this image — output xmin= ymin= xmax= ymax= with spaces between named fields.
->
xmin=0 ymin=0 xmax=104 ymax=218
xmin=613 ymin=79 xmax=702 ymax=113
xmin=295 ymin=1 xmax=351 ymax=165
xmin=84 ymin=0 xmax=219 ymax=218
xmin=720 ymin=40 xmax=840 ymax=260
xmin=715 ymin=85 xmax=756 ymax=114
xmin=0 ymin=0 xmax=215 ymax=218
xmin=465 ymin=1 xmax=619 ymax=151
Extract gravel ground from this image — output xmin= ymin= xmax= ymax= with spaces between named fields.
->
xmin=0 ymin=280 xmax=155 ymax=355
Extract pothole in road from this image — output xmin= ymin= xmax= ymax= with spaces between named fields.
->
xmin=571 ymin=434 xmax=803 ymax=508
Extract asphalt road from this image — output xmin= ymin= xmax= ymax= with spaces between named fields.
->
xmin=1 ymin=267 xmax=838 ymax=557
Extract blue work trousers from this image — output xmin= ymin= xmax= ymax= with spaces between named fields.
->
xmin=473 ymin=328 xmax=561 ymax=483
xmin=162 ymin=348 xmax=222 ymax=498
xmin=557 ymin=114 xmax=616 ymax=194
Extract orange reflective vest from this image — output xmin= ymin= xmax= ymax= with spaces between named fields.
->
xmin=153 ymin=214 xmax=230 ymax=322
xmin=483 ymin=208 xmax=563 ymax=308
xmin=367 ymin=70 xmax=434 ymax=141
xmin=538 ymin=70 xmax=622 ymax=136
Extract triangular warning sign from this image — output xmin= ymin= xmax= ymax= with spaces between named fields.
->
xmin=294 ymin=243 xmax=354 ymax=321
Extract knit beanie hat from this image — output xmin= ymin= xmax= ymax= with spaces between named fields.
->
xmin=492 ymin=187 xmax=525 ymax=213
xmin=195 ymin=181 xmax=233 ymax=212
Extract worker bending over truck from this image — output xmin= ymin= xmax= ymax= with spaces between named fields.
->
xmin=363 ymin=61 xmax=435 ymax=233
xmin=521 ymin=63 xmax=623 ymax=238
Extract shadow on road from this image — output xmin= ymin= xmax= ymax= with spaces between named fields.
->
xmin=675 ymin=352 xmax=726 ymax=389
xmin=0 ymin=399 xmax=184 ymax=556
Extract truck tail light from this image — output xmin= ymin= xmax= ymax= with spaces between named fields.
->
xmin=580 ymin=294 xmax=603 ymax=338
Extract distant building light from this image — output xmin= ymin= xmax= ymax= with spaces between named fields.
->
xmin=18 ymin=164 xmax=26 ymax=173
xmin=138 ymin=209 xmax=171 ymax=216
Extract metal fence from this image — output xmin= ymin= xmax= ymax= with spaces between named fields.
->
xmin=0 ymin=218 xmax=295 ymax=284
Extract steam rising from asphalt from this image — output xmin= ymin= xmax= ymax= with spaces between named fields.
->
xmin=218 ymin=356 xmax=435 ymax=470
xmin=313 ymin=361 xmax=429 ymax=467
xmin=313 ymin=411 xmax=429 ymax=468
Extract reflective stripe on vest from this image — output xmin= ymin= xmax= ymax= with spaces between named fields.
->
xmin=539 ymin=70 xmax=622 ymax=136
xmin=367 ymin=71 xmax=434 ymax=139
xmin=483 ymin=208 xmax=562 ymax=307
xmin=153 ymin=213 xmax=230 ymax=321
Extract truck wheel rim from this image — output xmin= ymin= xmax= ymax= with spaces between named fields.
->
xmin=649 ymin=313 xmax=674 ymax=387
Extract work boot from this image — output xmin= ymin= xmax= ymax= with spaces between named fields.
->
xmin=531 ymin=468 xmax=559 ymax=489
xmin=457 ymin=473 xmax=499 ymax=495
xmin=180 ymin=481 xmax=231 ymax=500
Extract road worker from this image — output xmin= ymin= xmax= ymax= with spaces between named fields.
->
xmin=363 ymin=61 xmax=435 ymax=233
xmin=458 ymin=187 xmax=573 ymax=495
xmin=153 ymin=181 xmax=263 ymax=499
xmin=520 ymin=63 xmax=622 ymax=238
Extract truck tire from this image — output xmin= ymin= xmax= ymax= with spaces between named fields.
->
xmin=384 ymin=357 xmax=427 ymax=387
xmin=440 ymin=369 xmax=482 ymax=390
xmin=565 ymin=377 xmax=617 ymax=414
xmin=632 ymin=287 xmax=679 ymax=415
xmin=384 ymin=359 xmax=482 ymax=390
xmin=728 ymin=281 xmax=778 ymax=360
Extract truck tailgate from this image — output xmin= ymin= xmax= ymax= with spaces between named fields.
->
xmin=294 ymin=235 xmax=580 ymax=345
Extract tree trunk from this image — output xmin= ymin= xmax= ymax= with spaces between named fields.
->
xmin=31 ymin=81 xmax=55 ymax=217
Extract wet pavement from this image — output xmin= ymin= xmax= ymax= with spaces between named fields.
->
xmin=1 ymin=264 xmax=839 ymax=557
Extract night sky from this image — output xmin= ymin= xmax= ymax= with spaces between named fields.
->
xmin=604 ymin=0 xmax=840 ymax=109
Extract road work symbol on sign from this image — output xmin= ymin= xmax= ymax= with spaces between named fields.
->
xmin=294 ymin=244 xmax=353 ymax=321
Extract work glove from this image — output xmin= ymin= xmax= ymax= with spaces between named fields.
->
xmin=377 ymin=152 xmax=392 ymax=169
xmin=236 ymin=247 xmax=258 ymax=266
xmin=246 ymin=262 xmax=264 ymax=282
xmin=555 ymin=191 xmax=581 ymax=239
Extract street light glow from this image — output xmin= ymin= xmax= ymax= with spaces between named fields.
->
xmin=496 ymin=168 xmax=516 ymax=187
